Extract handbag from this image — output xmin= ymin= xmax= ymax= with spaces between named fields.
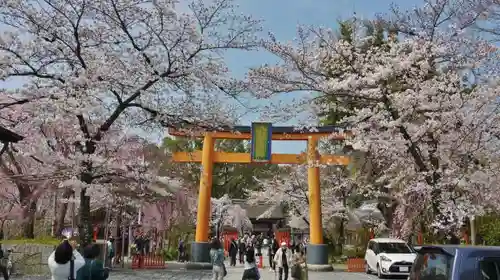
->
xmin=242 ymin=267 xmax=258 ymax=280
xmin=291 ymin=264 xmax=301 ymax=279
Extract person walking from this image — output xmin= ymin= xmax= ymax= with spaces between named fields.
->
xmin=238 ymin=239 xmax=246 ymax=264
xmin=241 ymin=248 xmax=260 ymax=280
xmin=273 ymin=242 xmax=292 ymax=280
xmin=48 ymin=239 xmax=86 ymax=280
xmin=290 ymin=246 xmax=304 ymax=280
xmin=178 ymin=239 xmax=186 ymax=262
xmin=255 ymin=234 xmax=263 ymax=257
xmin=76 ymin=244 xmax=109 ymax=280
xmin=268 ymin=235 xmax=279 ymax=271
xmin=209 ymin=239 xmax=226 ymax=280
xmin=0 ymin=244 xmax=9 ymax=280
xmin=134 ymin=234 xmax=144 ymax=256
xmin=229 ymin=238 xmax=238 ymax=267
xmin=300 ymin=238 xmax=307 ymax=256
xmin=106 ymin=238 xmax=114 ymax=269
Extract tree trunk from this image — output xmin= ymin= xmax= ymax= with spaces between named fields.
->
xmin=54 ymin=189 xmax=75 ymax=237
xmin=113 ymin=210 xmax=122 ymax=259
xmin=337 ymin=218 xmax=345 ymax=255
xmin=0 ymin=220 xmax=5 ymax=240
xmin=78 ymin=188 xmax=92 ymax=248
xmin=377 ymin=200 xmax=398 ymax=236
xmin=22 ymin=201 xmax=37 ymax=238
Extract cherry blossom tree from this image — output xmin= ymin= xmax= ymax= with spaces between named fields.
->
xmin=0 ymin=0 xmax=260 ymax=245
xmin=247 ymin=1 xmax=500 ymax=238
xmin=248 ymin=165 xmax=357 ymax=236
xmin=211 ymin=194 xmax=252 ymax=238
xmin=141 ymin=181 xmax=197 ymax=232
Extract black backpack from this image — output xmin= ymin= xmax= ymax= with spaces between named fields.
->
xmin=242 ymin=267 xmax=259 ymax=280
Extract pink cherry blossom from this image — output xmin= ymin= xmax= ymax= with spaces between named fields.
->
xmin=246 ymin=1 xmax=500 ymax=237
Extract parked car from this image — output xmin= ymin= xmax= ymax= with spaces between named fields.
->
xmin=409 ymin=245 xmax=500 ymax=280
xmin=365 ymin=238 xmax=417 ymax=278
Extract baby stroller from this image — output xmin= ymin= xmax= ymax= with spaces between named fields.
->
xmin=0 ymin=249 xmax=13 ymax=279
xmin=179 ymin=251 xmax=189 ymax=262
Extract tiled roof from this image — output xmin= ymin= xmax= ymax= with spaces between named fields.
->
xmin=231 ymin=199 xmax=285 ymax=219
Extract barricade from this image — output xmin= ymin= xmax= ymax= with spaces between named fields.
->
xmin=347 ymin=258 xmax=365 ymax=272
xmin=131 ymin=254 xmax=141 ymax=269
xmin=131 ymin=254 xmax=166 ymax=269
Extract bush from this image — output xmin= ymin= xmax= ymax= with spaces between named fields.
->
xmin=161 ymin=247 xmax=178 ymax=261
xmin=479 ymin=216 xmax=500 ymax=246
xmin=342 ymin=246 xmax=365 ymax=259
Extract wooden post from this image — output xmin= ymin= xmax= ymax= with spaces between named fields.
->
xmin=470 ymin=216 xmax=476 ymax=245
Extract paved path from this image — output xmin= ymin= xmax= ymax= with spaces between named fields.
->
xmin=13 ymin=269 xmax=379 ymax=280
xmin=12 ymin=256 xmax=380 ymax=280
xmin=12 ymin=266 xmax=379 ymax=280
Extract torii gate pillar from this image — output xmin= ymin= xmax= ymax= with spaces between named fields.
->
xmin=306 ymin=136 xmax=329 ymax=268
xmin=190 ymin=133 xmax=215 ymax=263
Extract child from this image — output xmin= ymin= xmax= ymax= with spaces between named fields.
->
xmin=242 ymin=248 xmax=260 ymax=280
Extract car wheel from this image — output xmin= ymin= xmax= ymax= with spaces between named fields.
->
xmin=365 ymin=261 xmax=371 ymax=274
xmin=377 ymin=263 xmax=385 ymax=279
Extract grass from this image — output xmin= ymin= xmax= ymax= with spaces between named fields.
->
xmin=0 ymin=238 xmax=60 ymax=246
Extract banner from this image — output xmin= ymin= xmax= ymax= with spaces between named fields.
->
xmin=251 ymin=122 xmax=272 ymax=162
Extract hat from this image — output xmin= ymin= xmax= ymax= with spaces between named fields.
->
xmin=281 ymin=242 xmax=287 ymax=246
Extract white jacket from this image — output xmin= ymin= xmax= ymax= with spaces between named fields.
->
xmin=273 ymin=248 xmax=292 ymax=268
xmin=48 ymin=250 xmax=85 ymax=280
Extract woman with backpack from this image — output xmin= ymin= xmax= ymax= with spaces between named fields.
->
xmin=209 ymin=239 xmax=226 ymax=280
xmin=76 ymin=244 xmax=109 ymax=280
xmin=241 ymin=248 xmax=260 ymax=280
xmin=290 ymin=246 xmax=305 ymax=280
xmin=48 ymin=239 xmax=86 ymax=280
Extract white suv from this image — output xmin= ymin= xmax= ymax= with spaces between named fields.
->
xmin=364 ymin=238 xmax=416 ymax=279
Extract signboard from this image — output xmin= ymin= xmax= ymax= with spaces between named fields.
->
xmin=251 ymin=122 xmax=272 ymax=162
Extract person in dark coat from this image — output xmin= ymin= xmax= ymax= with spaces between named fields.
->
xmin=255 ymin=234 xmax=263 ymax=256
xmin=238 ymin=239 xmax=246 ymax=264
xmin=0 ymin=244 xmax=9 ymax=280
xmin=134 ymin=234 xmax=145 ymax=255
xmin=229 ymin=238 xmax=238 ymax=266
xmin=268 ymin=235 xmax=279 ymax=271
xmin=76 ymin=244 xmax=109 ymax=280
xmin=178 ymin=239 xmax=186 ymax=262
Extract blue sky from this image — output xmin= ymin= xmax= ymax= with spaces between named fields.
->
xmin=226 ymin=0 xmax=422 ymax=153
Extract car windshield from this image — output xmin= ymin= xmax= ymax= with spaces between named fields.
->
xmin=378 ymin=242 xmax=412 ymax=254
